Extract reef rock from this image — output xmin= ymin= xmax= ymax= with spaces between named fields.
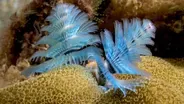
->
xmin=0 ymin=56 xmax=184 ymax=104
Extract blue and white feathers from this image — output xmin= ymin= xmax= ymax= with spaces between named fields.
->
xmin=100 ymin=19 xmax=155 ymax=75
xmin=21 ymin=3 xmax=156 ymax=96
xmin=22 ymin=3 xmax=100 ymax=76
xmin=99 ymin=18 xmax=155 ymax=95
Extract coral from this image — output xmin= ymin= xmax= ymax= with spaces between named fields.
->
xmin=171 ymin=20 xmax=183 ymax=33
xmin=98 ymin=76 xmax=184 ymax=104
xmin=58 ymin=0 xmax=103 ymax=18
xmin=138 ymin=56 xmax=184 ymax=94
xmin=0 ymin=0 xmax=32 ymax=65
xmin=0 ymin=29 xmax=14 ymax=66
xmin=1 ymin=56 xmax=184 ymax=104
xmin=97 ymin=56 xmax=184 ymax=104
xmin=0 ymin=59 xmax=29 ymax=88
xmin=100 ymin=0 xmax=184 ymax=30
xmin=0 ymin=65 xmax=102 ymax=104
xmin=164 ymin=57 xmax=184 ymax=69
xmin=0 ymin=65 xmax=26 ymax=88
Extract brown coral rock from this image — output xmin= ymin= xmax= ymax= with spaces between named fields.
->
xmin=0 ymin=64 xmax=27 ymax=88
xmin=58 ymin=0 xmax=102 ymax=18
xmin=100 ymin=0 xmax=184 ymax=30
xmin=0 ymin=65 xmax=102 ymax=104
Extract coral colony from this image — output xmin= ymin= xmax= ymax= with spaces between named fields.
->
xmin=22 ymin=3 xmax=156 ymax=96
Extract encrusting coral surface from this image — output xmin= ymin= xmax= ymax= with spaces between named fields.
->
xmin=0 ymin=65 xmax=102 ymax=104
xmin=97 ymin=56 xmax=184 ymax=104
xmin=0 ymin=56 xmax=184 ymax=104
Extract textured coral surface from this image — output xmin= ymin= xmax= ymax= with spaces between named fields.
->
xmin=97 ymin=56 xmax=184 ymax=104
xmin=0 ymin=65 xmax=102 ymax=104
xmin=0 ymin=56 xmax=184 ymax=104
